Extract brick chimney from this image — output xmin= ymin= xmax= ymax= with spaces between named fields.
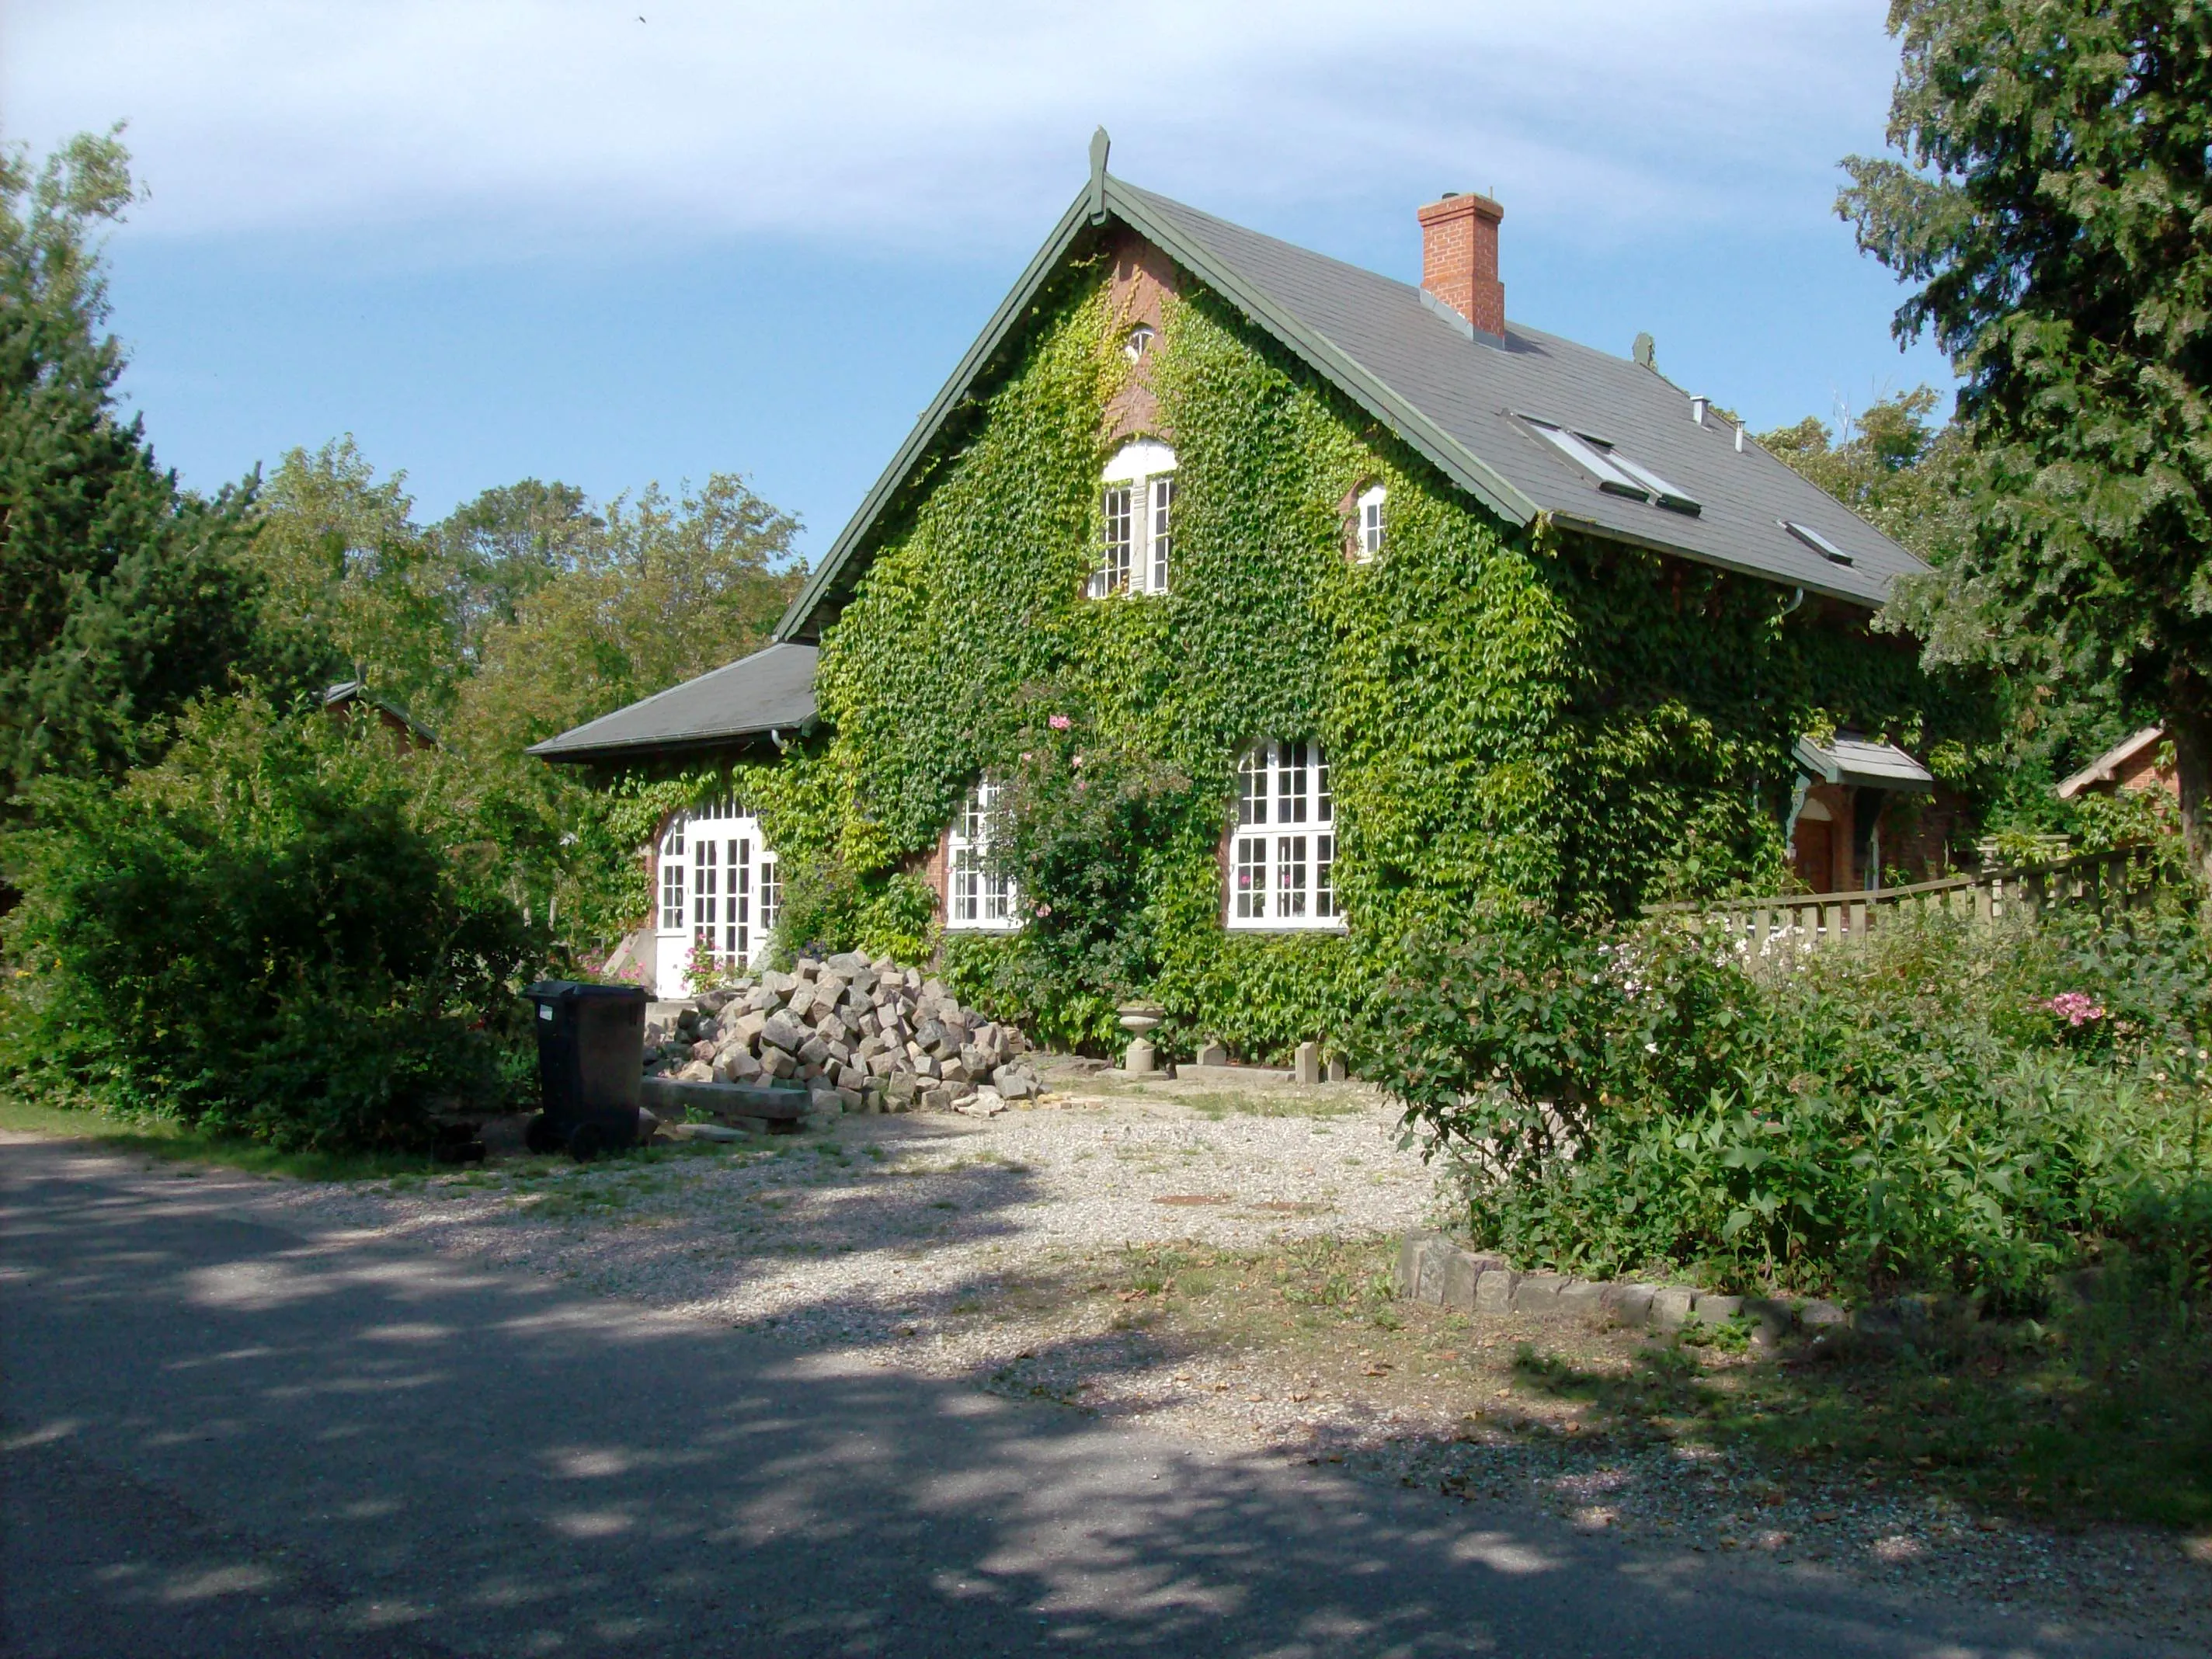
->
xmin=1417 ymin=191 xmax=1505 ymax=337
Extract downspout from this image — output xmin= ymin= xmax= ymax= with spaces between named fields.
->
xmin=1784 ymin=774 xmax=1812 ymax=854
xmin=1774 ymin=588 xmax=1810 ymax=846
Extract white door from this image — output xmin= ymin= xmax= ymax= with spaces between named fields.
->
xmin=653 ymin=803 xmax=780 ymax=997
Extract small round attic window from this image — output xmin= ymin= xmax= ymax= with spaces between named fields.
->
xmin=1124 ymin=325 xmax=1155 ymax=363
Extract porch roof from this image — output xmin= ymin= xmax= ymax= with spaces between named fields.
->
xmin=1793 ymin=735 xmax=1935 ymax=794
xmin=2055 ymin=725 xmax=2165 ymax=800
xmin=527 ymin=643 xmax=818 ymax=766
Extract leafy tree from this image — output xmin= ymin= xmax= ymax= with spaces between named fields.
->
xmin=436 ymin=478 xmax=605 ymax=667
xmin=1759 ymin=387 xmax=1976 ymax=564
xmin=244 ymin=439 xmax=455 ymax=722
xmin=1765 ymin=389 xmax=2148 ymax=833
xmin=445 ymin=472 xmax=801 ymax=763
xmin=0 ymin=130 xmax=282 ymax=802
xmin=1840 ymin=0 xmax=2212 ymax=878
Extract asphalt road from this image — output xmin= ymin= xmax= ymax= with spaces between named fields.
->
xmin=0 ymin=1137 xmax=2181 ymax=1657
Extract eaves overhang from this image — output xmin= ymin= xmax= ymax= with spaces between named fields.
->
xmin=1542 ymin=512 xmax=1877 ymax=612
xmin=527 ymin=725 xmax=804 ymax=769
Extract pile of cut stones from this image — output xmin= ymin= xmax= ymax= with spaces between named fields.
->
xmin=645 ymin=951 xmax=1042 ymax=1118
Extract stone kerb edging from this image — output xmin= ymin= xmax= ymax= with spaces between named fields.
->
xmin=1398 ymin=1233 xmax=1853 ymax=1348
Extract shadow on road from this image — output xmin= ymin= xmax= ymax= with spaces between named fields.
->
xmin=0 ymin=1139 xmax=2161 ymax=1657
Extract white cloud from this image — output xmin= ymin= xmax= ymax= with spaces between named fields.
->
xmin=4 ymin=0 xmax=1902 ymax=257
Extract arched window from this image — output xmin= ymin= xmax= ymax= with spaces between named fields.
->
xmin=946 ymin=781 xmax=1017 ymax=931
xmin=1355 ymin=484 xmax=1386 ymax=562
xmin=1092 ymin=440 xmax=1176 ymax=598
xmin=1227 ymin=742 xmax=1341 ymax=930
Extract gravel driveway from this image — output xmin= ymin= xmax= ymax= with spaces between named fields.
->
xmin=175 ymin=1073 xmax=2212 ymax=1647
xmin=261 ymin=1073 xmax=1438 ymax=1354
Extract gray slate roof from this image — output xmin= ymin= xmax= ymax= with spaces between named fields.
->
xmin=1121 ymin=184 xmax=1925 ymax=606
xmin=543 ymin=152 xmax=1930 ymax=767
xmin=777 ymin=168 xmax=1926 ymax=642
xmin=1793 ymin=735 xmax=1935 ymax=793
xmin=527 ymin=643 xmax=818 ymax=765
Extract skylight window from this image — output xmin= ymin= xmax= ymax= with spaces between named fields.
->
xmin=1520 ymin=417 xmax=1700 ymax=516
xmin=1524 ymin=419 xmax=1643 ymax=496
xmin=1782 ymin=520 xmax=1855 ymax=566
xmin=1604 ymin=452 xmax=1699 ymax=516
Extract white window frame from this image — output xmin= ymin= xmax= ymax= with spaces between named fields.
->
xmin=652 ymin=800 xmax=780 ymax=996
xmin=1355 ymin=484 xmax=1386 ymax=562
xmin=658 ymin=820 xmax=686 ymax=931
xmin=1092 ymin=440 xmax=1175 ymax=598
xmin=1227 ymin=741 xmax=1342 ymax=932
xmin=945 ymin=781 xmax=1019 ymax=933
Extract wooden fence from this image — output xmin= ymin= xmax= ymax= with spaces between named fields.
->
xmin=1651 ymin=843 xmax=2168 ymax=955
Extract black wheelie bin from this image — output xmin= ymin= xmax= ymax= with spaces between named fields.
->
xmin=523 ymin=980 xmax=651 ymax=1160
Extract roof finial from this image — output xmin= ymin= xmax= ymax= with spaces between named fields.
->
xmin=1088 ymin=127 xmax=1111 ymax=225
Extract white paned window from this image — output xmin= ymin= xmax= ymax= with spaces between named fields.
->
xmin=759 ymin=850 xmax=781 ymax=938
xmin=1228 ymin=742 xmax=1342 ymax=930
xmin=658 ymin=821 xmax=686 ymax=930
xmin=691 ymin=836 xmax=718 ymax=965
xmin=1093 ymin=485 xmax=1132 ymax=596
xmin=1093 ymin=440 xmax=1175 ymax=598
xmin=1149 ymin=475 xmax=1174 ymax=593
xmin=946 ymin=781 xmax=1017 ymax=931
xmin=1356 ymin=484 xmax=1386 ymax=561
xmin=651 ymin=800 xmax=779 ymax=996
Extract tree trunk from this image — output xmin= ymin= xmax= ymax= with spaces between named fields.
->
xmin=2167 ymin=669 xmax=2212 ymax=894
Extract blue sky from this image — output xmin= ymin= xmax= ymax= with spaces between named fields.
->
xmin=7 ymin=1 xmax=1953 ymax=561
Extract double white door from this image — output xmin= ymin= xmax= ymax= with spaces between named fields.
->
xmin=654 ymin=808 xmax=780 ymax=997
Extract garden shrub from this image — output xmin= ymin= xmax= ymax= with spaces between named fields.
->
xmin=1364 ymin=899 xmax=2212 ymax=1306
xmin=0 ymin=694 xmax=543 ymax=1149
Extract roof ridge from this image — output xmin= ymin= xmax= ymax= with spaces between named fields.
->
xmin=774 ymin=156 xmax=1925 ymax=645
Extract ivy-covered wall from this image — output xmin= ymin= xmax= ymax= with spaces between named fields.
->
xmin=710 ymin=242 xmax=1953 ymax=1061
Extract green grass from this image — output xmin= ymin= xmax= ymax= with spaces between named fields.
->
xmin=0 ymin=1090 xmax=443 ymax=1182
xmin=1176 ymin=1090 xmax=1359 ymax=1122
xmin=1511 ymin=1275 xmax=2212 ymax=1529
xmin=1086 ymin=1233 xmax=2212 ymax=1531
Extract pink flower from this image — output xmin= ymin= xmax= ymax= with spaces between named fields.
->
xmin=1035 ymin=903 xmax=1052 ymax=917
xmin=2047 ymin=991 xmax=2106 ymax=1027
xmin=1019 ymin=751 xmax=1032 ymax=763
xmin=1048 ymin=714 xmax=1071 ymax=730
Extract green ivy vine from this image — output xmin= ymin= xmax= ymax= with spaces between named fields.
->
xmin=664 ymin=252 xmax=1959 ymax=1059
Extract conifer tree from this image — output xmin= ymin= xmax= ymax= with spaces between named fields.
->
xmin=0 ymin=130 xmax=284 ymax=804
xmin=1842 ymin=1 xmax=2212 ymax=876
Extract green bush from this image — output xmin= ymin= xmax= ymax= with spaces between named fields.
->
xmin=0 ymin=694 xmax=544 ymax=1149
xmin=1362 ymin=900 xmax=2212 ymax=1306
